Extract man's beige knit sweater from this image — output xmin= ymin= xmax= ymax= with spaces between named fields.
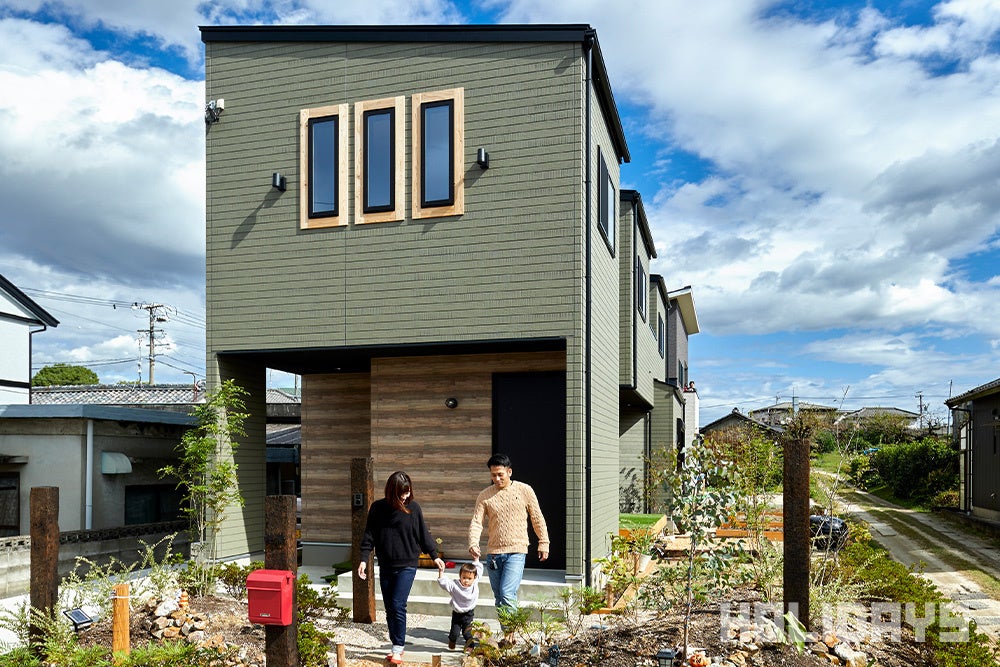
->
xmin=468 ymin=480 xmax=550 ymax=554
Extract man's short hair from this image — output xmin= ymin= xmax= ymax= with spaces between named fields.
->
xmin=460 ymin=562 xmax=479 ymax=577
xmin=487 ymin=453 xmax=511 ymax=468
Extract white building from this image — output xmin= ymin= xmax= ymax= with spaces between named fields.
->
xmin=0 ymin=275 xmax=58 ymax=405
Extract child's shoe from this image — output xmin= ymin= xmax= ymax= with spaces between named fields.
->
xmin=448 ymin=639 xmax=456 ymax=650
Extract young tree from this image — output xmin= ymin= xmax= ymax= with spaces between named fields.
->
xmin=159 ymin=380 xmax=249 ymax=576
xmin=31 ymin=363 xmax=99 ymax=386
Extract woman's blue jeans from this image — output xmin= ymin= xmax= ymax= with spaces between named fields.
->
xmin=379 ymin=565 xmax=417 ymax=648
xmin=485 ymin=552 xmax=525 ymax=629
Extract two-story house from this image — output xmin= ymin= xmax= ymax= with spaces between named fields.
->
xmin=0 ymin=274 xmax=58 ymax=405
xmin=200 ymin=24 xmax=696 ymax=584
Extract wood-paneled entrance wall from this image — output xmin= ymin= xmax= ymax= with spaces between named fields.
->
xmin=300 ymin=350 xmax=566 ymax=555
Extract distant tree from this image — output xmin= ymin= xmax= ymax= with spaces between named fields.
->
xmin=31 ymin=363 xmax=99 ymax=386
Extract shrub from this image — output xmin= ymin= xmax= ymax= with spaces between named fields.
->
xmin=217 ymin=560 xmax=264 ymax=600
xmin=871 ymin=438 xmax=958 ymax=501
xmin=297 ymin=621 xmax=332 ymax=667
xmin=932 ymin=489 xmax=960 ymax=509
xmin=297 ymin=573 xmax=349 ymax=624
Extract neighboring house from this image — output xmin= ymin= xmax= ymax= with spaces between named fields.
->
xmin=749 ymin=401 xmax=838 ymax=426
xmin=835 ymin=406 xmax=921 ymax=429
xmin=701 ymin=408 xmax=783 ymax=441
xmin=946 ymin=378 xmax=1000 ymax=520
xmin=0 ymin=404 xmax=195 ymax=536
xmin=200 ymin=24 xmax=694 ymax=584
xmin=32 ymin=384 xmax=302 ymax=499
xmin=0 ymin=274 xmax=58 ymax=405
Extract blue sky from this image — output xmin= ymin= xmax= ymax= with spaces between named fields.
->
xmin=1 ymin=0 xmax=998 ymax=425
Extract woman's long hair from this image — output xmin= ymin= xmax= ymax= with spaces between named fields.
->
xmin=384 ymin=471 xmax=413 ymax=513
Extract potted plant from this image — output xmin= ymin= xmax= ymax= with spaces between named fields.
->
xmin=418 ymin=537 xmax=443 ymax=567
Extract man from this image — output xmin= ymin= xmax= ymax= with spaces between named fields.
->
xmin=468 ymin=453 xmax=550 ymax=645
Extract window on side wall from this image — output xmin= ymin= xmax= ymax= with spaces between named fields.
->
xmin=412 ymin=88 xmax=464 ymax=219
xmin=299 ymin=103 xmax=348 ymax=229
xmin=598 ymin=149 xmax=615 ymax=254
xmin=636 ymin=259 xmax=647 ymax=321
xmin=355 ymin=96 xmax=405 ymax=224
xmin=658 ymin=315 xmax=665 ymax=358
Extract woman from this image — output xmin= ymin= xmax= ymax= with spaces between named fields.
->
xmin=358 ymin=471 xmax=443 ymax=665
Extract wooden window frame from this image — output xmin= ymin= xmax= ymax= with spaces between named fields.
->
xmin=299 ymin=103 xmax=349 ymax=230
xmin=412 ymin=88 xmax=464 ymax=219
xmin=355 ymin=96 xmax=405 ymax=224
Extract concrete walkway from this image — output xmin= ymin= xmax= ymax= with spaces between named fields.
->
xmin=834 ymin=483 xmax=1000 ymax=639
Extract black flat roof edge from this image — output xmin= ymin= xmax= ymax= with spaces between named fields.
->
xmin=199 ymin=23 xmax=630 ymax=162
xmin=200 ymin=24 xmax=593 ymax=43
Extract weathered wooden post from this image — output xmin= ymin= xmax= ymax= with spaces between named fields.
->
xmin=264 ymin=494 xmax=298 ymax=667
xmin=783 ymin=433 xmax=810 ymax=631
xmin=351 ymin=456 xmax=375 ymax=623
xmin=29 ymin=486 xmax=59 ymax=652
xmin=112 ymin=582 xmax=130 ymax=660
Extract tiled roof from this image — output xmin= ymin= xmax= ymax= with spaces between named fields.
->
xmin=946 ymin=377 xmax=1000 ymax=406
xmin=31 ymin=384 xmax=301 ymax=406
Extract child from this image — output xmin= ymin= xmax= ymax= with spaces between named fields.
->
xmin=437 ymin=558 xmax=484 ymax=650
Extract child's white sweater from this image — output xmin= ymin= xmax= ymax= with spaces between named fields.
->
xmin=437 ymin=560 xmax=484 ymax=613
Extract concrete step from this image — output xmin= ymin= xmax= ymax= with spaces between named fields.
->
xmin=334 ymin=564 xmax=572 ymax=620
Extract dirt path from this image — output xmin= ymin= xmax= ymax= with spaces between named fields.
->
xmin=836 ymin=484 xmax=1000 ymax=639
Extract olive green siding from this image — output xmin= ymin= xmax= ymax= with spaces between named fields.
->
xmin=649 ymin=379 xmax=683 ymax=512
xmin=587 ymin=81 xmax=622 ymax=567
xmin=205 ymin=40 xmax=584 ymax=352
xmin=666 ymin=302 xmax=690 ymax=386
xmin=209 ymin=355 xmax=267 ymax=558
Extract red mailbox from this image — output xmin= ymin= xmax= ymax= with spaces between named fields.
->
xmin=247 ymin=569 xmax=295 ymax=626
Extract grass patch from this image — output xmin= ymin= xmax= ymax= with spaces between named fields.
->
xmin=811 ymin=451 xmax=845 ymax=475
xmin=619 ymin=513 xmax=662 ymax=530
xmin=864 ymin=484 xmax=925 ymax=510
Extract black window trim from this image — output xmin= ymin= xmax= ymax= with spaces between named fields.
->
xmin=363 ymin=106 xmax=396 ymax=214
xmin=307 ymin=114 xmax=339 ymax=219
xmin=597 ymin=148 xmax=615 ymax=256
xmin=419 ymin=98 xmax=455 ymax=208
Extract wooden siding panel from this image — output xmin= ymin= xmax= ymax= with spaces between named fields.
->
xmin=300 ymin=352 xmax=566 ymax=555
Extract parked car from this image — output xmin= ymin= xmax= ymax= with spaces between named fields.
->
xmin=810 ymin=515 xmax=849 ymax=551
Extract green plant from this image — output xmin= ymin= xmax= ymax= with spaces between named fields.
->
xmin=297 ymin=621 xmax=332 ymax=667
xmin=217 ymin=560 xmax=264 ymax=600
xmin=158 ymin=379 xmax=249 ymax=577
xmin=296 ymin=573 xmax=349 ymax=624
xmin=647 ymin=436 xmax=748 ymax=659
xmin=173 ymin=557 xmax=221 ymax=597
xmin=868 ymin=437 xmax=958 ymax=502
xmin=932 ymin=488 xmax=960 ymax=508
xmin=552 ymin=586 xmax=605 ymax=637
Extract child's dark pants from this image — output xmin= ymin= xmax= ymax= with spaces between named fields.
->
xmin=449 ymin=609 xmax=475 ymax=644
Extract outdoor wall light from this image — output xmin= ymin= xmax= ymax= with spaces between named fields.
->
xmin=271 ymin=172 xmax=287 ymax=192
xmin=655 ymin=647 xmax=676 ymax=667
xmin=205 ymin=98 xmax=225 ymax=125
xmin=476 ymin=147 xmax=490 ymax=169
xmin=445 ymin=397 xmax=458 ymax=409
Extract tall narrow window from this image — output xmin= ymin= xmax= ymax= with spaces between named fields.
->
xmin=364 ymin=108 xmax=394 ymax=212
xmin=309 ymin=116 xmax=338 ymax=216
xmin=636 ymin=258 xmax=647 ymax=321
xmin=300 ymin=103 xmax=348 ymax=229
xmin=355 ymin=96 xmax=405 ymax=224
xmin=658 ymin=315 xmax=665 ymax=358
xmin=421 ymin=100 xmax=453 ymax=206
xmin=412 ymin=88 xmax=464 ymax=219
xmin=598 ymin=148 xmax=615 ymax=254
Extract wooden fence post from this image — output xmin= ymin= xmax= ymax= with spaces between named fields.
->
xmin=783 ymin=436 xmax=810 ymax=631
xmin=112 ymin=582 xmax=130 ymax=660
xmin=351 ymin=457 xmax=375 ymax=623
xmin=264 ymin=494 xmax=298 ymax=667
xmin=29 ymin=486 xmax=59 ymax=652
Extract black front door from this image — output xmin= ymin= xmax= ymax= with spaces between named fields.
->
xmin=492 ymin=371 xmax=566 ymax=569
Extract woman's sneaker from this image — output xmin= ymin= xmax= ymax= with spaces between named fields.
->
xmin=386 ymin=651 xmax=404 ymax=664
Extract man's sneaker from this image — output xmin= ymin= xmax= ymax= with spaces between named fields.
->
xmin=448 ymin=639 xmax=456 ymax=650
xmin=387 ymin=651 xmax=404 ymax=664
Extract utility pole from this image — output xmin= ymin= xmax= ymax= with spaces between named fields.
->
xmin=916 ymin=391 xmax=925 ymax=429
xmin=133 ymin=303 xmax=171 ymax=385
